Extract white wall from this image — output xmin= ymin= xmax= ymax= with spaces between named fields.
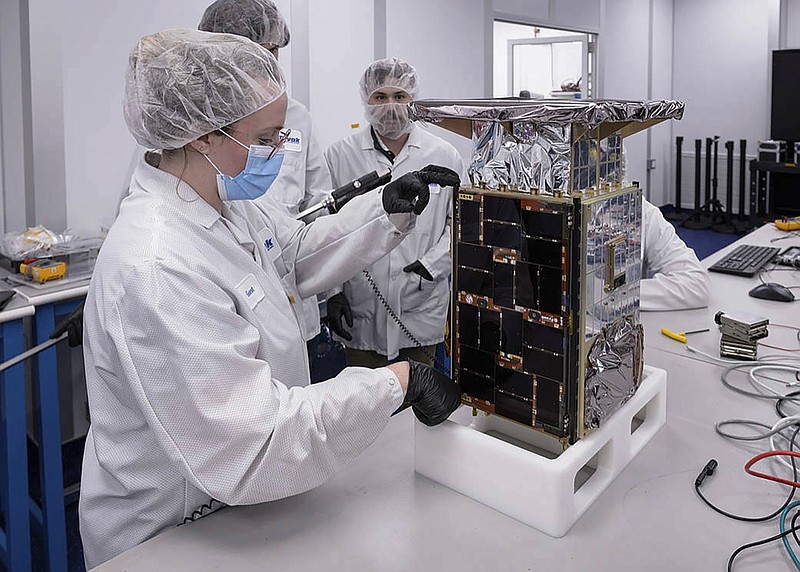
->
xmin=60 ymin=1 xmax=216 ymax=236
xmin=386 ymin=0 xmax=486 ymax=160
xmin=785 ymin=0 xmax=800 ymax=47
xmin=599 ymin=0 xmax=650 ymax=194
xmin=0 ymin=0 xmax=32 ymax=234
xmin=650 ymin=0 xmax=675 ymax=207
xmin=494 ymin=0 xmax=601 ymax=32
xmin=307 ymin=0 xmax=374 ymax=152
xmin=673 ymin=0 xmax=775 ymax=163
xmin=29 ymin=0 xmax=67 ymax=232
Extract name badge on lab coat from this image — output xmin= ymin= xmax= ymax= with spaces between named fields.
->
xmin=284 ymin=130 xmax=302 ymax=153
xmin=236 ymin=273 xmax=265 ymax=309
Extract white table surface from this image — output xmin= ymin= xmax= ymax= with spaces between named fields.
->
xmin=14 ymin=281 xmax=89 ymax=306
xmin=93 ymin=224 xmax=800 ymax=572
xmin=0 ymin=293 xmax=34 ymax=324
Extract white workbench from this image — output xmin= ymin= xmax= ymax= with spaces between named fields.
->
xmin=92 ymin=223 xmax=800 ymax=572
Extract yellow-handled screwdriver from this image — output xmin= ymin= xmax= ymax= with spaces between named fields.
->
xmin=660 ymin=327 xmax=710 ymax=344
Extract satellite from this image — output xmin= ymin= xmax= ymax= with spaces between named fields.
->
xmin=410 ymin=99 xmax=684 ymax=446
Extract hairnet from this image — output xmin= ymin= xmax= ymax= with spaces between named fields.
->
xmin=123 ymin=29 xmax=286 ymax=150
xmin=359 ymin=58 xmax=418 ymax=102
xmin=198 ymin=0 xmax=290 ymax=48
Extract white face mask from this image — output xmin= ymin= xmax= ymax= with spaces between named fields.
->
xmin=365 ymin=102 xmax=412 ymax=140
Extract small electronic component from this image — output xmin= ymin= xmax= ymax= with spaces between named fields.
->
xmin=776 ymin=246 xmax=800 ymax=267
xmin=775 ymin=217 xmax=800 ymax=231
xmin=714 ymin=311 xmax=769 ymax=341
xmin=715 ymin=310 xmax=768 ymax=361
xmin=719 ymin=335 xmax=759 ymax=361
xmin=19 ymin=259 xmax=67 ymax=284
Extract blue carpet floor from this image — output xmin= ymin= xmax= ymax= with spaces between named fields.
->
xmin=670 ymin=220 xmax=743 ymax=260
xmin=659 ymin=206 xmax=749 ymax=259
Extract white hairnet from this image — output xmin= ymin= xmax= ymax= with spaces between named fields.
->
xmin=123 ymin=29 xmax=286 ymax=150
xmin=359 ymin=57 xmax=418 ymax=103
xmin=198 ymin=0 xmax=289 ymax=48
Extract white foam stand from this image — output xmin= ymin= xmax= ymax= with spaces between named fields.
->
xmin=415 ymin=365 xmax=667 ymax=537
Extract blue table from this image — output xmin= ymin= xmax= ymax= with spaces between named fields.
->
xmin=0 ymin=297 xmax=34 ymax=572
xmin=19 ymin=284 xmax=88 ymax=572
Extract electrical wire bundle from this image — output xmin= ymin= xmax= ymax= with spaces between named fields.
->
xmin=684 ymin=334 xmax=800 ymax=570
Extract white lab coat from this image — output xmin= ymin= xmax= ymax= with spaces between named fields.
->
xmin=119 ymin=99 xmax=330 ymax=342
xmin=79 ymin=153 xmax=411 ymax=569
xmin=324 ymin=124 xmax=467 ymax=359
xmin=641 ymin=199 xmax=711 ymax=311
xmin=256 ymin=98 xmax=332 ymax=341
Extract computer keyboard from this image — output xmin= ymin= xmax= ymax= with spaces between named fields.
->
xmin=708 ymin=244 xmax=780 ymax=277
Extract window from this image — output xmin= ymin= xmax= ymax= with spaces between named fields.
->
xmin=493 ymin=21 xmax=596 ymax=100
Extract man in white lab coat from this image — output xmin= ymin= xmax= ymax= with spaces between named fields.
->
xmin=199 ymin=0 xmax=332 ymax=377
xmin=324 ymin=58 xmax=467 ymax=368
xmin=640 ymin=198 xmax=710 ymax=311
xmin=80 ymin=30 xmax=462 ymax=568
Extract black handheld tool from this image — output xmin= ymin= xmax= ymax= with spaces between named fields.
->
xmin=296 ymin=168 xmax=392 ymax=220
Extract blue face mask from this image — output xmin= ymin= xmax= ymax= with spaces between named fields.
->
xmin=204 ymin=130 xmax=286 ymax=201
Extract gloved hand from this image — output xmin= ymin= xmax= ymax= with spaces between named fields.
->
xmin=327 ymin=292 xmax=353 ymax=341
xmin=382 ymin=165 xmax=461 ymax=215
xmin=403 ymin=260 xmax=433 ymax=281
xmin=392 ymin=360 xmax=462 ymax=426
xmin=49 ymin=300 xmax=85 ymax=348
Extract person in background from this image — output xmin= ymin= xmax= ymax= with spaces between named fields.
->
xmin=79 ymin=30 xmax=461 ymax=568
xmin=324 ymin=58 xmax=467 ymax=368
xmin=640 ymin=198 xmax=711 ymax=311
xmin=615 ymin=141 xmax=710 ymax=311
xmin=199 ymin=0 xmax=332 ymax=380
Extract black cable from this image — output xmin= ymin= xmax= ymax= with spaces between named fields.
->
xmin=727 ymin=522 xmax=800 ymax=572
xmin=694 ymin=426 xmax=800 ymax=522
xmin=179 ymin=498 xmax=224 ymax=525
xmin=361 ymin=269 xmax=444 ymax=370
xmin=777 ymin=390 xmax=800 ymax=419
xmin=793 ymin=510 xmax=800 ymax=549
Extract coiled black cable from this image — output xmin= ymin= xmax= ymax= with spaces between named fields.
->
xmin=180 ymin=498 xmax=224 ymax=525
xmin=362 ymin=269 xmax=444 ymax=370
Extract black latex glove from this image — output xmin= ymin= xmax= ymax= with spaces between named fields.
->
xmin=403 ymin=260 xmax=434 ymax=281
xmin=50 ymin=300 xmax=85 ymax=348
xmin=327 ymin=292 xmax=353 ymax=341
xmin=382 ymin=165 xmax=461 ymax=215
xmin=392 ymin=360 xmax=462 ymax=426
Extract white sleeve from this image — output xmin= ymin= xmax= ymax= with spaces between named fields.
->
xmin=299 ymin=125 xmax=333 ymax=218
xmin=270 ymin=188 xmax=415 ymax=299
xmin=113 ymin=261 xmax=404 ymax=505
xmin=640 ymin=200 xmax=711 ymax=311
xmin=324 ymin=144 xmax=343 ymax=188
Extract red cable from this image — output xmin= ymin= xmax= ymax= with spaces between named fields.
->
xmin=745 ymin=450 xmax=800 ymax=488
xmin=759 ymin=324 xmax=800 ymax=352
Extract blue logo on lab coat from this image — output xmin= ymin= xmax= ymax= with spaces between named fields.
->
xmin=246 ymin=286 xmax=255 ymax=297
xmin=264 ymin=238 xmax=274 ymax=251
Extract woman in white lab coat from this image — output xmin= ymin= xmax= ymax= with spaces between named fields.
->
xmin=79 ymin=30 xmax=461 ymax=569
xmin=199 ymin=0 xmax=333 ymax=365
xmin=641 ymin=198 xmax=711 ymax=311
xmin=324 ymin=58 xmax=468 ymax=367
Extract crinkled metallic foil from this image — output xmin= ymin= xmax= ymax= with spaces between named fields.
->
xmin=470 ymin=121 xmax=570 ymax=195
xmin=410 ymin=99 xmax=685 ymax=127
xmin=584 ymin=315 xmax=644 ymax=430
xmin=411 ymin=99 xmax=682 ymax=196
